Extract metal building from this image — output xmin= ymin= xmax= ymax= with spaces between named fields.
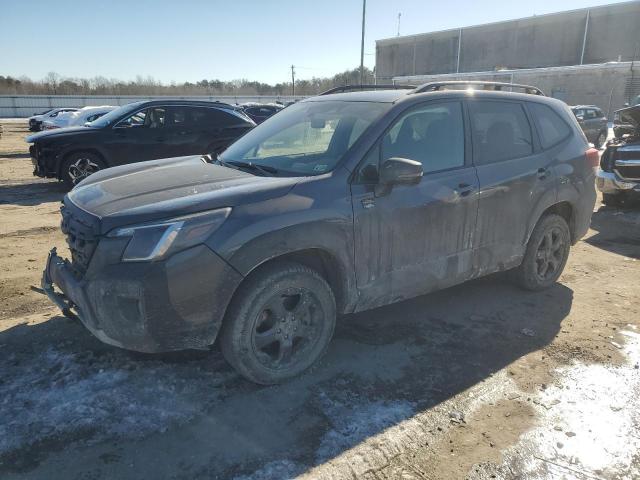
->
xmin=376 ymin=1 xmax=640 ymax=113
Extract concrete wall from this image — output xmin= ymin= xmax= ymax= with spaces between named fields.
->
xmin=394 ymin=63 xmax=638 ymax=117
xmin=376 ymin=1 xmax=640 ymax=81
xmin=0 ymin=95 xmax=305 ymax=118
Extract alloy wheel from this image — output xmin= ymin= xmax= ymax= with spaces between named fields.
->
xmin=68 ymin=158 xmax=100 ymax=185
xmin=534 ymin=227 xmax=565 ymax=281
xmin=251 ymin=288 xmax=323 ymax=369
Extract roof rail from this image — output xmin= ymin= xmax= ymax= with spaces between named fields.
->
xmin=319 ymin=84 xmax=417 ymax=96
xmin=411 ymin=81 xmax=545 ymax=96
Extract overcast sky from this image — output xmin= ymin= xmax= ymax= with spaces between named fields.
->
xmin=0 ymin=0 xmax=630 ymax=84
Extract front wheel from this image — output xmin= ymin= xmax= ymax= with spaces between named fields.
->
xmin=220 ymin=262 xmax=336 ymax=384
xmin=512 ymin=214 xmax=571 ymax=291
xmin=61 ymin=152 xmax=106 ymax=188
xmin=595 ymin=130 xmax=607 ymax=149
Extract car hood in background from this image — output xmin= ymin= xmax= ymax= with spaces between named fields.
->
xmin=25 ymin=126 xmax=95 ymax=143
xmin=67 ymin=155 xmax=300 ymax=233
xmin=615 ymin=105 xmax=640 ymax=128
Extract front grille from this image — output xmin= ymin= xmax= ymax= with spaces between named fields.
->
xmin=615 ymin=164 xmax=640 ymax=180
xmin=60 ymin=204 xmax=98 ymax=277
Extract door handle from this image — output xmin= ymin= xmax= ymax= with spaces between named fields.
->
xmin=361 ymin=197 xmax=375 ymax=209
xmin=537 ymin=167 xmax=549 ymax=180
xmin=455 ymin=183 xmax=474 ymax=197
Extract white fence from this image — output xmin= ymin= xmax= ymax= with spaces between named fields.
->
xmin=0 ymin=95 xmax=306 ymax=118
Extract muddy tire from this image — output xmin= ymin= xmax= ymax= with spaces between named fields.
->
xmin=602 ymin=193 xmax=623 ymax=207
xmin=513 ymin=214 xmax=571 ymax=291
xmin=61 ymin=152 xmax=106 ymax=188
xmin=220 ymin=261 xmax=336 ymax=384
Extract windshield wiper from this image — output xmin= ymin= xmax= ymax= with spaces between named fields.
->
xmin=224 ymin=160 xmax=278 ymax=176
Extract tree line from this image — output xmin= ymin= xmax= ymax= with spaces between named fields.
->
xmin=0 ymin=68 xmax=376 ymax=96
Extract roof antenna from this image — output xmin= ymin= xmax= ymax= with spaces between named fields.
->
xmin=397 ymin=12 xmax=401 ymax=37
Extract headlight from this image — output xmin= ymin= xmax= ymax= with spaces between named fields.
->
xmin=108 ymin=208 xmax=231 ymax=262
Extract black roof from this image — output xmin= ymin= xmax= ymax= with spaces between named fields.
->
xmin=127 ymin=99 xmax=238 ymax=110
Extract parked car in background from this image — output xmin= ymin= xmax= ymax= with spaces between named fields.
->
xmin=39 ymin=82 xmax=597 ymax=384
xmin=42 ymin=106 xmax=117 ymax=130
xmin=27 ymin=100 xmax=255 ymax=187
xmin=597 ymin=104 xmax=640 ymax=206
xmin=28 ymin=108 xmax=79 ymax=131
xmin=238 ymin=103 xmax=283 ymax=124
xmin=571 ymin=105 xmax=608 ymax=148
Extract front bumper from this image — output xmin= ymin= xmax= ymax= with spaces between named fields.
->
xmin=596 ymin=169 xmax=640 ymax=195
xmin=41 ymin=243 xmax=243 ymax=353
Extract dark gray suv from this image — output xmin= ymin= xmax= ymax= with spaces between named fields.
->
xmin=41 ymin=82 xmax=597 ymax=384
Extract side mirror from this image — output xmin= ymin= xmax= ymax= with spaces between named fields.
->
xmin=575 ymin=114 xmax=584 ymax=122
xmin=379 ymin=157 xmax=423 ymax=185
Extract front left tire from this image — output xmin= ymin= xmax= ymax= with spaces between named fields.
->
xmin=220 ymin=261 xmax=336 ymax=384
xmin=61 ymin=152 xmax=106 ymax=188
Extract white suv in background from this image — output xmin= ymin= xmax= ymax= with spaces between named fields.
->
xmin=41 ymin=106 xmax=117 ymax=130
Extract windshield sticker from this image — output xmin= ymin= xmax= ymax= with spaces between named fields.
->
xmin=314 ymin=164 xmax=328 ymax=172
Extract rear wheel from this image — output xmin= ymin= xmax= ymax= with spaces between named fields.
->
xmin=61 ymin=152 xmax=106 ymax=188
xmin=512 ymin=214 xmax=570 ymax=291
xmin=220 ymin=262 xmax=336 ymax=384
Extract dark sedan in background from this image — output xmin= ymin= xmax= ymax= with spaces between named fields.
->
xmin=238 ymin=103 xmax=283 ymax=124
xmin=27 ymin=100 xmax=255 ymax=187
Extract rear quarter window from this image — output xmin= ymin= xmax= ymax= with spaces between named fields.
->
xmin=528 ymin=103 xmax=572 ymax=149
xmin=191 ymin=107 xmax=247 ymax=128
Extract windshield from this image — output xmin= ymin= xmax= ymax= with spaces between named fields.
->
xmin=219 ymin=100 xmax=386 ymax=176
xmin=88 ymin=101 xmax=146 ymax=128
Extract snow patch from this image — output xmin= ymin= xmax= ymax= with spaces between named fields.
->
xmin=0 ymin=347 xmax=229 ymax=457
xmin=315 ymin=390 xmax=415 ymax=463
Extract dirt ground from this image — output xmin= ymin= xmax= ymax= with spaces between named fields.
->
xmin=0 ymin=120 xmax=639 ymax=480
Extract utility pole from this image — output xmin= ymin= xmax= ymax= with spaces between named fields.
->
xmin=397 ymin=12 xmax=401 ymax=37
xmin=360 ymin=0 xmax=367 ymax=85
xmin=291 ymin=65 xmax=295 ymax=96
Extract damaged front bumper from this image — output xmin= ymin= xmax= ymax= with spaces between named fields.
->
xmin=40 ymin=244 xmax=243 ymax=353
xmin=596 ymin=169 xmax=640 ymax=195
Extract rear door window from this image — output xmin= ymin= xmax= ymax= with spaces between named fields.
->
xmin=469 ymin=101 xmax=533 ymax=165
xmin=528 ymin=103 xmax=572 ymax=149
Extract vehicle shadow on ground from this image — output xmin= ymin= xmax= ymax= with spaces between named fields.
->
xmin=0 ymin=153 xmax=30 ymax=159
xmin=0 ymin=276 xmax=572 ymax=479
xmin=586 ymin=204 xmax=640 ymax=259
xmin=0 ymin=181 xmax=66 ymax=206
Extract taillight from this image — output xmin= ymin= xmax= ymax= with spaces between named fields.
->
xmin=586 ymin=147 xmax=599 ymax=168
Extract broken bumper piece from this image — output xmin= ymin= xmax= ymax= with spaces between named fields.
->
xmin=40 ymin=244 xmax=243 ymax=353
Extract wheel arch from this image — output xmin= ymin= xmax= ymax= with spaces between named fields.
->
xmin=228 ymin=247 xmax=351 ymax=315
xmin=527 ymin=201 xmax=577 ymax=245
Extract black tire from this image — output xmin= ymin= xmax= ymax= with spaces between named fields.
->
xmin=512 ymin=214 xmax=571 ymax=291
xmin=595 ymin=130 xmax=607 ymax=149
xmin=602 ymin=193 xmax=623 ymax=207
xmin=61 ymin=152 xmax=106 ymax=188
xmin=220 ymin=261 xmax=336 ymax=384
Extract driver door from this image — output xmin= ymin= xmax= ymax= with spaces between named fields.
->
xmin=351 ymin=101 xmax=479 ymax=309
xmin=106 ymin=106 xmax=169 ymax=165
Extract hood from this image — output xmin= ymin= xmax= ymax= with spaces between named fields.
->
xmin=615 ymin=105 xmax=640 ymax=128
xmin=67 ymin=155 xmax=300 ymax=233
xmin=26 ymin=126 xmax=96 ymax=143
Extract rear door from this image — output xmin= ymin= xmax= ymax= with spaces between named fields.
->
xmin=468 ymin=99 xmax=557 ymax=273
xmin=192 ymin=107 xmax=253 ymax=155
xmin=351 ymin=100 xmax=479 ymax=309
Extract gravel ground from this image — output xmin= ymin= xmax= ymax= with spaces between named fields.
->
xmin=0 ymin=121 xmax=639 ymax=479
